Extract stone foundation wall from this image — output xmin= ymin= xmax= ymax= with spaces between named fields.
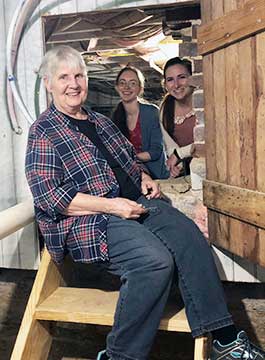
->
xmin=159 ymin=178 xmax=208 ymax=238
xmin=179 ymin=20 xmax=204 ymax=125
xmin=177 ymin=20 xmax=206 ymax=192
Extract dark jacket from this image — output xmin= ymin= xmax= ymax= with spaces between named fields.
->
xmin=138 ymin=102 xmax=169 ymax=179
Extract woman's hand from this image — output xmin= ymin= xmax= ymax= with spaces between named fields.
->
xmin=166 ymin=153 xmax=177 ymax=168
xmin=141 ymin=173 xmax=160 ymax=199
xmin=166 ymin=153 xmax=181 ymax=177
xmin=107 ymin=198 xmax=147 ymax=219
xmin=169 ymin=165 xmax=181 ymax=178
xmin=136 ymin=151 xmax=151 ymax=162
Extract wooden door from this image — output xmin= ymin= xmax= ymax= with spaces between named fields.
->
xmin=198 ymin=0 xmax=265 ymax=267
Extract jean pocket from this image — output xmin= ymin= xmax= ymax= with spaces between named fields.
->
xmin=137 ymin=206 xmax=161 ymax=224
xmin=145 ymin=206 xmax=160 ymax=214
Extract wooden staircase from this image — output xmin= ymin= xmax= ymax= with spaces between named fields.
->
xmin=11 ymin=248 xmax=209 ymax=359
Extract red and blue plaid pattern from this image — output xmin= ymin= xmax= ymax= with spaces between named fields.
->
xmin=25 ymin=104 xmax=142 ymax=264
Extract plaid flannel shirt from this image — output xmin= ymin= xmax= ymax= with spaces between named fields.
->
xmin=25 ymin=103 xmax=142 ymax=264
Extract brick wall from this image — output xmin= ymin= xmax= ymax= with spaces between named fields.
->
xmin=178 ymin=20 xmax=204 ymax=130
xmin=178 ymin=20 xmax=205 ymax=189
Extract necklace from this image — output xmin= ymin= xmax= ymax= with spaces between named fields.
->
xmin=174 ymin=110 xmax=196 ymax=125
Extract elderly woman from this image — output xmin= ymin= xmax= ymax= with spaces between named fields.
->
xmin=25 ymin=46 xmax=265 ymax=360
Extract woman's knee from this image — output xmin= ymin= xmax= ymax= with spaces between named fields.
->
xmin=143 ymin=248 xmax=175 ymax=282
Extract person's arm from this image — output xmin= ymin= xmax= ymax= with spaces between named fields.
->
xmin=136 ymin=151 xmax=151 ymax=162
xmin=160 ymin=115 xmax=193 ymax=159
xmin=139 ymin=105 xmax=164 ymax=161
xmin=26 ymin=131 xmax=147 ymax=220
xmin=25 ymin=133 xmax=78 ymax=219
xmin=64 ymin=192 xmax=147 ymax=219
xmin=158 ymin=121 xmax=179 ymax=176
xmin=160 ymin=120 xmax=178 ymax=157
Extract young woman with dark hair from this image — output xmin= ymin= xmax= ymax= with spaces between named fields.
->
xmin=160 ymin=57 xmax=197 ymax=178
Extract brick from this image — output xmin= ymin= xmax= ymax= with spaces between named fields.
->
xmin=181 ymin=27 xmax=192 ymax=38
xmin=192 ymin=74 xmax=203 ymax=89
xmin=192 ymin=24 xmax=198 ymax=39
xmin=179 ymin=42 xmax=198 ymax=57
xmin=195 ymin=110 xmax=204 ymax=124
xmin=193 ymin=59 xmax=203 ymax=73
xmin=193 ymin=124 xmax=205 ymax=142
xmin=193 ymin=91 xmax=204 ymax=108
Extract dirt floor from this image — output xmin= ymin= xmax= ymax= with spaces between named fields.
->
xmin=0 ymin=267 xmax=264 ymax=360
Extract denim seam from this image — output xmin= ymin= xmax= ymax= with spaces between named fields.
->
xmin=191 ymin=315 xmax=234 ymax=337
xmin=202 ymin=314 xmax=234 ymax=328
xmin=182 ymin=224 xmax=234 ymax=336
xmin=179 ymin=265 xmax=203 ymax=327
xmin=108 ymin=263 xmax=127 ymax=348
xmin=108 ymin=349 xmax=143 ymax=360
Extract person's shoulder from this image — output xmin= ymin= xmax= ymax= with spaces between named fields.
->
xmin=28 ymin=105 xmax=65 ymax=139
xmin=139 ymin=102 xmax=159 ymax=118
xmin=28 ymin=107 xmax=52 ymax=133
xmin=87 ymin=109 xmax=112 ymax=124
xmin=139 ymin=101 xmax=159 ymax=112
xmin=139 ymin=102 xmax=160 ymax=123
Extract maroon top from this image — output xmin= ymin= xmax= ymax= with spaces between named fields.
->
xmin=173 ymin=115 xmax=196 ymax=147
xmin=129 ymin=115 xmax=142 ymax=153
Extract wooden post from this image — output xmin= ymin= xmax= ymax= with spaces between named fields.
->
xmin=194 ymin=335 xmax=209 ymax=360
xmin=11 ymin=249 xmax=66 ymax=360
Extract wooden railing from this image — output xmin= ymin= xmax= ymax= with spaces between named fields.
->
xmin=0 ymin=200 xmax=34 ymax=240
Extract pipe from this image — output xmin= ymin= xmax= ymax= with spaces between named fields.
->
xmin=6 ymin=0 xmax=41 ymax=132
xmin=0 ymin=200 xmax=35 ymax=241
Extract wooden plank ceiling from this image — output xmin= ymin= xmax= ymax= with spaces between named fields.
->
xmin=42 ymin=1 xmax=200 ymax=108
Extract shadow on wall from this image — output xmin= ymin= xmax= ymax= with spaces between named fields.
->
xmin=213 ymin=245 xmax=265 ymax=283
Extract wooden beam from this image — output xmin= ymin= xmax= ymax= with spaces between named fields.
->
xmin=165 ymin=4 xmax=201 ymax=21
xmin=11 ymin=249 xmax=67 ymax=360
xmin=203 ymin=180 xmax=265 ymax=229
xmin=198 ymin=0 xmax=265 ymax=55
xmin=35 ymin=287 xmax=191 ymax=332
xmin=0 ymin=200 xmax=34 ymax=241
xmin=194 ymin=336 xmax=209 ymax=360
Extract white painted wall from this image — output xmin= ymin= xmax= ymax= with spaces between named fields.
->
xmin=0 ymin=0 xmax=264 ymax=281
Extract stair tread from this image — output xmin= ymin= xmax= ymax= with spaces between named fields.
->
xmin=35 ymin=287 xmax=190 ymax=332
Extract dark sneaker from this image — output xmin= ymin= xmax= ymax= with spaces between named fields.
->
xmin=210 ymin=331 xmax=265 ymax=359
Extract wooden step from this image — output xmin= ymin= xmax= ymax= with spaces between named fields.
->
xmin=35 ymin=287 xmax=191 ymax=332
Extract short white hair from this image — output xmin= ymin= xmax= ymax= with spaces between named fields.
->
xmin=39 ymin=45 xmax=87 ymax=80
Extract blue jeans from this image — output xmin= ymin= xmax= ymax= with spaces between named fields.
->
xmin=104 ymin=196 xmax=233 ymax=360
